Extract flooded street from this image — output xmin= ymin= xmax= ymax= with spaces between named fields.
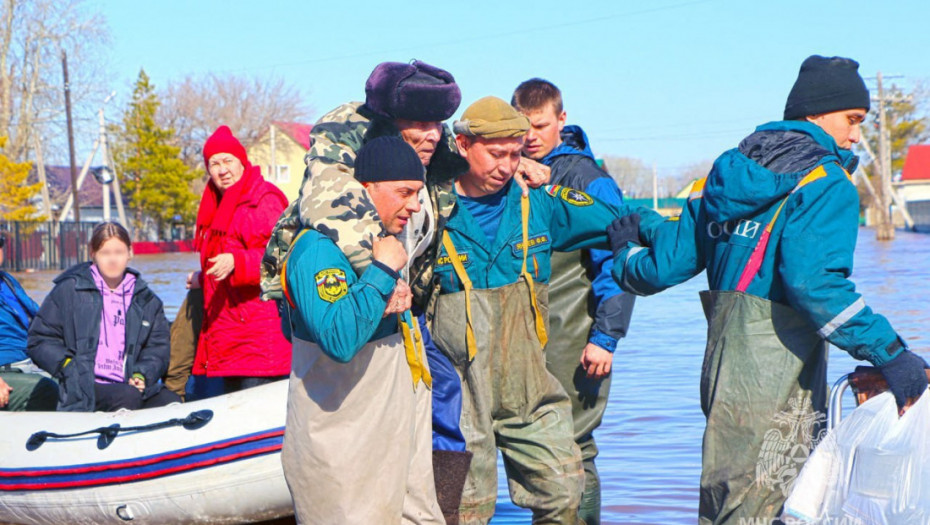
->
xmin=14 ymin=230 xmax=930 ymax=524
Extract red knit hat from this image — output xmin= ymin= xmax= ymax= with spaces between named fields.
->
xmin=203 ymin=125 xmax=248 ymax=167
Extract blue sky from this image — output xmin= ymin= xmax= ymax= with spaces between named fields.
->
xmin=91 ymin=0 xmax=930 ymax=175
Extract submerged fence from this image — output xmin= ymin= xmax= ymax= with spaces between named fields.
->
xmin=0 ymin=221 xmax=96 ymax=272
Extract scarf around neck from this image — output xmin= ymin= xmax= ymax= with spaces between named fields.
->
xmin=194 ymin=162 xmax=261 ymax=254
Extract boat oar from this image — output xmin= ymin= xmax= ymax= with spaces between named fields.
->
xmin=25 ymin=409 xmax=214 ymax=451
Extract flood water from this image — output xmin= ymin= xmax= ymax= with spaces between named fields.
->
xmin=14 ymin=229 xmax=930 ymax=524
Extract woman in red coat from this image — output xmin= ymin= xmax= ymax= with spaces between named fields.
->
xmin=187 ymin=125 xmax=290 ymax=392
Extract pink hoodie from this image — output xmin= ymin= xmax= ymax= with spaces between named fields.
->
xmin=89 ymin=264 xmax=136 ymax=384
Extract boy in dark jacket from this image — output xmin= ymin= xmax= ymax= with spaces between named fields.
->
xmin=512 ymin=79 xmax=634 ymax=525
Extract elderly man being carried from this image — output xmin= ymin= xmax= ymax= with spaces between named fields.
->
xmin=262 ymin=60 xmax=550 ymax=523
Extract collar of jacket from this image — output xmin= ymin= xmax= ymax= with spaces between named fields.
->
xmin=55 ymin=262 xmax=148 ymax=294
xmin=446 ymin=178 xmax=525 ymax=255
xmin=1 ymin=271 xmax=38 ymax=318
xmin=754 ymin=120 xmax=859 ymax=173
xmin=542 ymin=124 xmax=595 ymax=166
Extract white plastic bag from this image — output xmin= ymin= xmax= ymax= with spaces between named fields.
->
xmin=783 ymin=390 xmax=930 ymax=524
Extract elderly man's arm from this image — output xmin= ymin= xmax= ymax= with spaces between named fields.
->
xmin=514 ymin=157 xmax=551 ymax=195
xmin=295 ymin=104 xmax=384 ymax=274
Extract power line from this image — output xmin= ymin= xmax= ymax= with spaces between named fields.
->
xmin=595 ymin=113 xmax=770 ymax=134
xmin=215 ymin=0 xmax=715 ymax=74
xmin=596 ymin=126 xmax=750 ymax=142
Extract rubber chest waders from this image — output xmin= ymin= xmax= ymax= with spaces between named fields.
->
xmin=698 ymin=165 xmax=839 ymax=524
xmin=546 ymin=247 xmax=617 ymax=525
xmin=279 ymin=231 xmax=441 ymax=524
xmin=430 ymin=195 xmax=584 ymax=525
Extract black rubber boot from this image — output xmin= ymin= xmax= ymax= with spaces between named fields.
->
xmin=432 ymin=449 xmax=473 ymax=525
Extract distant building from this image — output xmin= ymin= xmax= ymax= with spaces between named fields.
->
xmin=896 ymin=144 xmax=930 ymax=198
xmin=27 ymin=165 xmax=130 ymax=223
xmin=248 ymin=121 xmax=313 ymax=202
xmin=895 ymin=144 xmax=930 ymax=232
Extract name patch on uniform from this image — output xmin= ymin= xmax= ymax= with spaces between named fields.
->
xmin=511 ymin=234 xmax=551 ymax=255
xmin=435 ymin=253 xmax=470 ymax=267
xmin=315 ymin=268 xmax=348 ymax=303
xmin=545 ymin=185 xmax=594 ymax=207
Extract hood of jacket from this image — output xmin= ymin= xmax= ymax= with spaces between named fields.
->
xmin=702 ymin=120 xmax=859 ymax=223
xmin=542 ymin=125 xmax=596 ymax=165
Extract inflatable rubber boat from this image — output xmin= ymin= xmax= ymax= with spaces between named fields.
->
xmin=0 ymin=380 xmax=293 ymax=524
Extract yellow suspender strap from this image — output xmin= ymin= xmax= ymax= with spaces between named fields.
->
xmin=770 ymin=165 xmax=830 ymax=227
xmin=519 ymin=195 xmax=548 ymax=348
xmin=280 ymin=229 xmax=312 ymax=310
xmin=398 ymin=311 xmax=432 ymax=388
xmin=441 ymin=232 xmax=478 ymax=361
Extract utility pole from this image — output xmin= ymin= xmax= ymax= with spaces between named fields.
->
xmin=874 ymin=72 xmax=894 ymax=240
xmin=652 ymin=162 xmax=658 ymax=210
xmin=61 ymin=51 xmax=81 ymax=222
xmin=32 ymin=135 xmax=53 ymax=221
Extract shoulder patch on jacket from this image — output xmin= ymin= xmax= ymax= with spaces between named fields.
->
xmin=545 ymin=184 xmax=593 ymax=206
xmin=315 ymin=268 xmax=348 ymax=303
xmin=689 ymin=177 xmax=707 ymax=201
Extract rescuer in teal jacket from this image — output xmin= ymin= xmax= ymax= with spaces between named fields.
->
xmin=431 ymin=177 xmax=640 ymax=294
xmin=280 ymin=136 xmax=443 ymax=524
xmin=427 ymin=96 xmax=659 ymax=525
xmin=609 ymin=55 xmax=928 ymax=524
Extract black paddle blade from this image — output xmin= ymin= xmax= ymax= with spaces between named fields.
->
xmin=97 ymin=424 xmax=121 ymax=449
xmin=182 ymin=410 xmax=213 ymax=430
xmin=26 ymin=432 xmax=48 ymax=451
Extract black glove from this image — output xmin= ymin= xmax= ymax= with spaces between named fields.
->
xmin=607 ymin=214 xmax=641 ymax=254
xmin=879 ymin=350 xmax=929 ymax=410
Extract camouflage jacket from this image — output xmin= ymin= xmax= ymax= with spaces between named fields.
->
xmin=261 ymin=102 xmax=467 ymax=308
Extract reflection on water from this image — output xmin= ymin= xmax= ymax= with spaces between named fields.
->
xmin=17 ymin=252 xmax=200 ymax=321
xmin=14 ymin=231 xmax=930 ymax=525
xmin=491 ymin=229 xmax=930 ymax=524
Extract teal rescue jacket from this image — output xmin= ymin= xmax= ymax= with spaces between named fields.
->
xmin=284 ymin=230 xmax=399 ymax=363
xmin=434 ymin=178 xmax=656 ymax=293
xmin=614 ymin=120 xmax=906 ymax=366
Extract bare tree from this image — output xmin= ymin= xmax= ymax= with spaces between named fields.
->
xmin=602 ymin=155 xmax=653 ymax=198
xmin=0 ymin=0 xmax=109 ymax=163
xmin=671 ymin=160 xmax=714 ymax=195
xmin=159 ymin=73 xmax=313 ymax=169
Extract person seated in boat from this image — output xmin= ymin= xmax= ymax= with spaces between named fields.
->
xmin=0 ymin=233 xmax=58 ymax=412
xmin=280 ymin=136 xmax=444 ymax=524
xmin=27 ymin=222 xmax=180 ymax=412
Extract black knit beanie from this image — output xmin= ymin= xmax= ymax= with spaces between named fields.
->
xmin=354 ymin=136 xmax=424 ymax=183
xmin=784 ymin=55 xmax=870 ymax=120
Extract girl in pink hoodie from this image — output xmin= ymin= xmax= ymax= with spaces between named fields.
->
xmin=28 ymin=222 xmax=179 ymax=411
